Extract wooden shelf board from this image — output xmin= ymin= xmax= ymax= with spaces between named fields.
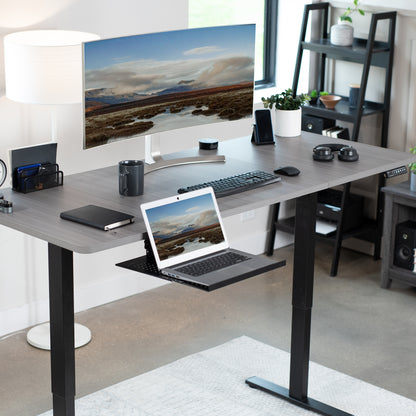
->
xmin=302 ymin=38 xmax=390 ymax=67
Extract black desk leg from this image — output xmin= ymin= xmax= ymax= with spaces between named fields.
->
xmin=266 ymin=203 xmax=280 ymax=256
xmin=246 ymin=193 xmax=354 ymax=416
xmin=48 ymin=243 xmax=76 ymax=416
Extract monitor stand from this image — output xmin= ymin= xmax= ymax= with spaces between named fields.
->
xmin=143 ymin=134 xmax=225 ymax=174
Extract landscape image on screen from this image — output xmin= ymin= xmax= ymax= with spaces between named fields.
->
xmin=83 ymin=24 xmax=255 ymax=149
xmin=146 ymin=193 xmax=225 ymax=261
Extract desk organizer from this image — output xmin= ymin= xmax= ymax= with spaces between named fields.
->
xmin=15 ymin=163 xmax=63 ymax=193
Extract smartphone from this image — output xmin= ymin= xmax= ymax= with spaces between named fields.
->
xmin=253 ymin=109 xmax=275 ymax=145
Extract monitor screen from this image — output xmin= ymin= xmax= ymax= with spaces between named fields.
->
xmin=83 ymin=24 xmax=255 ymax=149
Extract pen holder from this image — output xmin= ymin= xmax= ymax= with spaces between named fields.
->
xmin=15 ymin=163 xmax=64 ymax=193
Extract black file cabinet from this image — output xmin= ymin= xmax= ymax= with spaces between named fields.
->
xmin=381 ymin=181 xmax=416 ymax=288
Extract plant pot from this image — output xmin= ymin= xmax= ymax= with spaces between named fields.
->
xmin=274 ymin=108 xmax=301 ymax=137
xmin=411 ymin=172 xmax=416 ymax=192
xmin=330 ymin=23 xmax=353 ymax=46
xmin=319 ymin=94 xmax=342 ymax=109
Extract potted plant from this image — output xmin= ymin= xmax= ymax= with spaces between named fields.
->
xmin=330 ymin=0 xmax=365 ymax=47
xmin=309 ymin=89 xmax=318 ymax=105
xmin=261 ymin=88 xmax=309 ymax=137
xmin=409 ymin=147 xmax=416 ymax=191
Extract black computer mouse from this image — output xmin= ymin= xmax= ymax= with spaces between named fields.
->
xmin=274 ymin=166 xmax=300 ymax=176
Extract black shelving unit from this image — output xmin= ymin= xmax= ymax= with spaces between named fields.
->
xmin=294 ymin=3 xmax=396 ymax=145
xmin=272 ymin=2 xmax=397 ymax=276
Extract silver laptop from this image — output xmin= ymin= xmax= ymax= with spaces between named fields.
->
xmin=141 ymin=187 xmax=281 ymax=290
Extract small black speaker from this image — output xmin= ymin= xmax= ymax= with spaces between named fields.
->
xmin=302 ymin=114 xmax=335 ymax=134
xmin=394 ymin=220 xmax=416 ymax=270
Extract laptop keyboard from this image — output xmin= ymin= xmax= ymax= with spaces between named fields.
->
xmin=176 ymin=251 xmax=250 ymax=277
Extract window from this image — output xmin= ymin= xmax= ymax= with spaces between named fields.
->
xmin=188 ymin=0 xmax=277 ymax=88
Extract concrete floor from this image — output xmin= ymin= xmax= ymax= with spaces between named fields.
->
xmin=1 ymin=241 xmax=416 ymax=416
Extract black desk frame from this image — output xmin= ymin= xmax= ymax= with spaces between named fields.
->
xmin=246 ymin=193 xmax=353 ymax=416
xmin=47 ymin=192 xmax=352 ymax=416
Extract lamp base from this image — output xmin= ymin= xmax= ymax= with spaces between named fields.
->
xmin=27 ymin=322 xmax=91 ymax=350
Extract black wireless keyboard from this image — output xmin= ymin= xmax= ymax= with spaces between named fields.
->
xmin=177 ymin=170 xmax=281 ymax=198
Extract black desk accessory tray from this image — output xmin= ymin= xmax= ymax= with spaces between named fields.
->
xmin=116 ymin=236 xmax=162 ymax=278
xmin=116 ymin=236 xmax=286 ymax=292
xmin=15 ymin=163 xmax=63 ymax=193
xmin=9 ymin=142 xmax=63 ymax=193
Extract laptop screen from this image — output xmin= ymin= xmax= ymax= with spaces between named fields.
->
xmin=141 ymin=188 xmax=229 ymax=269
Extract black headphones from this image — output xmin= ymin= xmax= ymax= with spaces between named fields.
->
xmin=313 ymin=143 xmax=359 ymax=162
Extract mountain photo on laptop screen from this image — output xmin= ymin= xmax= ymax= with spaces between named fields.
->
xmin=145 ymin=193 xmax=225 ymax=261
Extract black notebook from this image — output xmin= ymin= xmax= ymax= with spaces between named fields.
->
xmin=60 ymin=205 xmax=134 ymax=230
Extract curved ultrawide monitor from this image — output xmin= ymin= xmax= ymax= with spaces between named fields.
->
xmin=83 ymin=24 xmax=255 ymax=149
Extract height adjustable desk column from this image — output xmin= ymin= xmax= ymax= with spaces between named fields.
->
xmin=247 ymin=193 xmax=351 ymax=416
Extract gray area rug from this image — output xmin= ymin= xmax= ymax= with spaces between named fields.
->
xmin=39 ymin=336 xmax=416 ymax=415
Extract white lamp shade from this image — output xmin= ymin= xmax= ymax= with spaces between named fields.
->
xmin=4 ymin=30 xmax=99 ymax=104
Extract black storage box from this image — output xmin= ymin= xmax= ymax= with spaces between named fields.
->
xmin=302 ymin=114 xmax=335 ymax=134
xmin=317 ymin=189 xmax=364 ymax=231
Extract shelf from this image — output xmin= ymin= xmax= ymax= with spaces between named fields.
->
xmin=382 ymin=181 xmax=416 ymax=202
xmin=276 ymin=217 xmax=378 ymax=243
xmin=388 ymin=266 xmax=416 ymax=287
xmin=302 ymin=38 xmax=391 ymax=68
xmin=303 ymin=96 xmax=384 ymax=123
xmin=287 ymin=2 xmax=396 ymax=275
xmin=381 ymin=182 xmax=416 ymax=289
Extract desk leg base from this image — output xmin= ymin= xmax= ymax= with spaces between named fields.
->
xmin=27 ymin=322 xmax=91 ymax=350
xmin=52 ymin=393 xmax=75 ymax=416
xmin=246 ymin=377 xmax=354 ymax=416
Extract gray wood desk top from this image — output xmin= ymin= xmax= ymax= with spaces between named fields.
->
xmin=0 ymin=133 xmax=412 ymax=253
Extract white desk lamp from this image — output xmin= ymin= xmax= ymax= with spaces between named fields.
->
xmin=3 ymin=29 xmax=99 ymax=349
xmin=4 ymin=29 xmax=99 ymax=141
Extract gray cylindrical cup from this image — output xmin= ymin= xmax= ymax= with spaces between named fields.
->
xmin=119 ymin=160 xmax=144 ymax=196
xmin=349 ymin=84 xmax=360 ymax=108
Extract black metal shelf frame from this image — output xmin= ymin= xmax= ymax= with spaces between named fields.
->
xmin=292 ymin=2 xmax=396 ymax=145
xmin=269 ymin=3 xmax=397 ymax=277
